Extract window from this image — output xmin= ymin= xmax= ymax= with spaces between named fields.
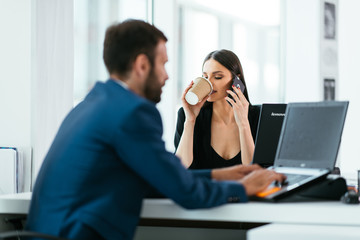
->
xmin=73 ymin=0 xmax=282 ymax=151
xmin=74 ymin=0 xmax=151 ymax=104
xmin=177 ymin=0 xmax=282 ymax=106
xmin=178 ymin=8 xmax=219 ymax=98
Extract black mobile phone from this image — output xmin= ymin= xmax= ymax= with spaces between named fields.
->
xmin=227 ymin=75 xmax=245 ymax=106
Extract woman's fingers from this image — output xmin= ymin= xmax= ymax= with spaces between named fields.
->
xmin=181 ymin=81 xmax=194 ymax=100
xmin=226 ymin=90 xmax=237 ymax=103
xmin=199 ymin=95 xmax=209 ymax=105
xmin=225 ymin=95 xmax=236 ymax=106
xmin=231 ymin=85 xmax=247 ymax=104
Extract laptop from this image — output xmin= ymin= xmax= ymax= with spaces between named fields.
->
xmin=252 ymin=101 xmax=349 ymax=201
xmin=252 ymin=104 xmax=287 ymax=168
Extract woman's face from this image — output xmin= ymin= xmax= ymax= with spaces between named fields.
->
xmin=202 ymin=58 xmax=232 ymax=103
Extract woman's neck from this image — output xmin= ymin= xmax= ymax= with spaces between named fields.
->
xmin=212 ymin=100 xmax=235 ymax=125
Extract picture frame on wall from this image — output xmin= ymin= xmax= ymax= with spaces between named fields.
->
xmin=324 ymin=78 xmax=335 ymax=101
xmin=324 ymin=2 xmax=336 ymax=40
xmin=321 ymin=0 xmax=338 ymax=102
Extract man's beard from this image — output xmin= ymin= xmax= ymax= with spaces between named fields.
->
xmin=144 ymin=67 xmax=162 ymax=103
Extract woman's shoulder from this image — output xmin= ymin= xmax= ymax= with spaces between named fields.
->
xmin=177 ymin=106 xmax=185 ymax=115
xmin=176 ymin=107 xmax=186 ymax=126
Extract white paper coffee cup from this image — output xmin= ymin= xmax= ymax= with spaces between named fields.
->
xmin=185 ymin=77 xmax=213 ymax=105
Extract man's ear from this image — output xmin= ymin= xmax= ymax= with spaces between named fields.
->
xmin=133 ymin=54 xmax=151 ymax=79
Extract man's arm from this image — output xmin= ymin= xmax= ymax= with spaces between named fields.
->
xmin=190 ymin=164 xmax=261 ymax=181
xmin=113 ymin=102 xmax=248 ymax=208
xmin=113 ymin=102 xmax=285 ymax=208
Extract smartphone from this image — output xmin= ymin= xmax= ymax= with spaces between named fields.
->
xmin=227 ymin=75 xmax=245 ymax=107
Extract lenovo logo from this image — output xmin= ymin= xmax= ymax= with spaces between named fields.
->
xmin=271 ymin=112 xmax=285 ymax=117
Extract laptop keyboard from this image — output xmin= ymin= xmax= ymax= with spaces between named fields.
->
xmin=283 ymin=173 xmax=311 ymax=186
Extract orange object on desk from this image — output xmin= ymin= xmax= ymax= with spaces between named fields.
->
xmin=256 ymin=187 xmax=282 ymax=198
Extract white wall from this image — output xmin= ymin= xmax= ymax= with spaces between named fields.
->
xmin=338 ymin=0 xmax=360 ymax=180
xmin=154 ymin=0 xmax=178 ymax=152
xmin=31 ymin=0 xmax=74 ymax=182
xmin=284 ymin=0 xmax=360 ymax=181
xmin=0 ymin=0 xmax=32 ymax=192
xmin=284 ymin=0 xmax=321 ymax=102
xmin=0 ymin=0 xmax=74 ymax=190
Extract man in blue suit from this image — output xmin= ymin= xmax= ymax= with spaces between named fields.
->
xmin=26 ymin=20 xmax=284 ymax=239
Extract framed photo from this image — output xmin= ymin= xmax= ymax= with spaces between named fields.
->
xmin=324 ymin=78 xmax=335 ymax=101
xmin=324 ymin=2 xmax=336 ymax=39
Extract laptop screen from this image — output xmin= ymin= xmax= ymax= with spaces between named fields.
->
xmin=252 ymin=104 xmax=287 ymax=167
xmin=274 ymin=101 xmax=348 ymax=169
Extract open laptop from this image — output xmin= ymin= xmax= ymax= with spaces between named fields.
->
xmin=251 ymin=101 xmax=349 ymax=201
xmin=252 ymin=104 xmax=287 ymax=168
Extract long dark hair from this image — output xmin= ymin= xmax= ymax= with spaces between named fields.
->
xmin=203 ymin=49 xmax=251 ymax=104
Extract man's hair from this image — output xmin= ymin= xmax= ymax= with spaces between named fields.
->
xmin=103 ymin=19 xmax=167 ymax=75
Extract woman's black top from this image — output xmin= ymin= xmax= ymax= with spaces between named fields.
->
xmin=174 ymin=102 xmax=260 ymax=169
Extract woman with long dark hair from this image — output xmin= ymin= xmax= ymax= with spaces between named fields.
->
xmin=175 ymin=49 xmax=260 ymax=169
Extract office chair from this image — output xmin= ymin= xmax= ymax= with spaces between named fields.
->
xmin=0 ymin=230 xmax=69 ymax=240
xmin=0 ymin=216 xmax=68 ymax=240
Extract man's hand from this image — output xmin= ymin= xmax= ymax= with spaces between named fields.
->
xmin=211 ymin=164 xmax=262 ymax=181
xmin=239 ymin=169 xmax=286 ymax=196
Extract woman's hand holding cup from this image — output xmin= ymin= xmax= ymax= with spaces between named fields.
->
xmin=182 ymin=77 xmax=213 ymax=123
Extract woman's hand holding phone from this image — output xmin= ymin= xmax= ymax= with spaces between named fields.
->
xmin=227 ymin=75 xmax=245 ymax=107
xmin=226 ymin=85 xmax=249 ymax=128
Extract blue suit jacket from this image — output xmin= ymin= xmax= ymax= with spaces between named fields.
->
xmin=26 ymin=80 xmax=248 ymax=240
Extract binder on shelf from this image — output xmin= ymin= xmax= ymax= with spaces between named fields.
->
xmin=0 ymin=147 xmax=23 ymax=195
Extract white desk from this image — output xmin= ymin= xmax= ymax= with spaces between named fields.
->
xmin=141 ymin=198 xmax=360 ymax=226
xmin=2 ymin=192 xmax=360 ymax=240
xmin=247 ymin=223 xmax=360 ymax=240
xmin=140 ymin=199 xmax=360 ymax=239
xmin=1 ymin=193 xmax=360 ymax=227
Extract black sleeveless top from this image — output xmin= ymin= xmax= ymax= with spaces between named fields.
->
xmin=209 ymin=146 xmax=242 ymax=168
xmin=174 ymin=102 xmax=260 ymax=169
